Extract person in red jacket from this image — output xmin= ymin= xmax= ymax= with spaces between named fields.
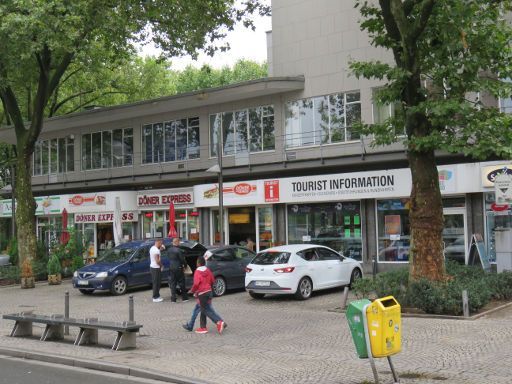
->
xmin=189 ymin=255 xmax=225 ymax=334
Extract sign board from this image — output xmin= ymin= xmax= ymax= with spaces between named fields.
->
xmin=494 ymin=173 xmax=512 ymax=204
xmin=468 ymin=234 xmax=491 ymax=272
xmin=481 ymin=164 xmax=512 ymax=187
xmin=74 ymin=211 xmax=138 ymax=224
xmin=137 ymin=192 xmax=193 ymax=207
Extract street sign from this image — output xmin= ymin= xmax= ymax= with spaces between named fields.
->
xmin=495 ymin=173 xmax=512 ymax=204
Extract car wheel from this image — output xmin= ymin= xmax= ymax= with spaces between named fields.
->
xmin=110 ymin=276 xmax=127 ymax=295
xmin=79 ymin=289 xmax=94 ymax=295
xmin=349 ymin=268 xmax=362 ymax=288
xmin=212 ymin=276 xmax=227 ymax=297
xmin=249 ymin=292 xmax=265 ymax=299
xmin=295 ymin=277 xmax=312 ymax=300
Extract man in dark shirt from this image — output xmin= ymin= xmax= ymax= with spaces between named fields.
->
xmin=168 ymin=237 xmax=189 ymax=303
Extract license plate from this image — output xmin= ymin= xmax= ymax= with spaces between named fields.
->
xmin=77 ymin=280 xmax=89 ymax=286
xmin=255 ymin=281 xmax=270 ymax=287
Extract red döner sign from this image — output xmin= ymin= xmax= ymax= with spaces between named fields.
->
xmin=137 ymin=193 xmax=193 ymax=206
xmin=74 ymin=212 xmax=136 ymax=223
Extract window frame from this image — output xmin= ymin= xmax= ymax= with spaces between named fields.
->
xmin=33 ymin=136 xmax=75 ymax=176
xmin=141 ymin=117 xmax=200 ymax=164
xmin=285 ymin=92 xmax=361 ymax=149
xmin=81 ymin=128 xmax=133 ymax=171
xmin=209 ymin=105 xmax=275 ymax=158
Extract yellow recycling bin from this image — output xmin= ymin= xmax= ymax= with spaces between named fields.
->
xmin=366 ymin=296 xmax=401 ymax=357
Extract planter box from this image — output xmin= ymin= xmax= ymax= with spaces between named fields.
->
xmin=48 ymin=274 xmax=62 ymax=285
xmin=20 ymin=277 xmax=35 ymax=289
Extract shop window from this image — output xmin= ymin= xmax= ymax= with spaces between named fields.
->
xmin=258 ymin=207 xmax=273 ymax=251
xmin=82 ymin=128 xmax=133 ymax=170
xmin=33 ymin=136 xmax=74 ymax=176
xmin=287 ymin=202 xmax=362 ymax=260
xmin=484 ymin=192 xmax=512 ymax=262
xmin=142 ymin=117 xmax=200 ymax=164
xmin=285 ymin=92 xmax=361 ymax=148
xmin=141 ymin=209 xmax=199 ymax=240
xmin=209 ymin=105 xmax=274 ymax=157
xmin=377 ymin=199 xmax=411 ymax=262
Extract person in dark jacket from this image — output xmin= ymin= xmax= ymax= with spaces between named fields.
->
xmin=168 ymin=237 xmax=189 ymax=303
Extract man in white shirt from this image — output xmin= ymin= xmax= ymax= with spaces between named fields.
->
xmin=150 ymin=239 xmax=164 ymax=302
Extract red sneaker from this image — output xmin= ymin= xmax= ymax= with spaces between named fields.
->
xmin=195 ymin=327 xmax=208 ymax=334
xmin=216 ymin=321 xmax=225 ymax=334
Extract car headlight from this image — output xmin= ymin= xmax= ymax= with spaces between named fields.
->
xmin=96 ymin=271 xmax=108 ymax=278
xmin=73 ymin=271 xmax=78 ymax=277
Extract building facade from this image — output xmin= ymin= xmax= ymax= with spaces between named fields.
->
xmin=1 ymin=0 xmax=511 ymax=272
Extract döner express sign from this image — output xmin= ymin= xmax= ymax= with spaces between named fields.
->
xmin=74 ymin=212 xmax=137 ymax=223
xmin=137 ymin=193 xmax=193 ymax=207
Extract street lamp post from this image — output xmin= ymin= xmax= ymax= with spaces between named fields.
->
xmin=206 ymin=129 xmax=224 ymax=245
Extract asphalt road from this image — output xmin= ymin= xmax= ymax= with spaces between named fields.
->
xmin=0 ymin=356 xmax=174 ymax=384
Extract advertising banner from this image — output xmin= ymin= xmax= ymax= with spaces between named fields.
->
xmin=194 ymin=180 xmax=263 ymax=207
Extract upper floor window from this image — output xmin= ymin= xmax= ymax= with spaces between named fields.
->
xmin=285 ymin=92 xmax=360 ymax=148
xmin=82 ymin=128 xmax=133 ymax=170
xmin=500 ymin=78 xmax=512 ymax=113
xmin=142 ymin=117 xmax=200 ymax=164
xmin=209 ymin=105 xmax=274 ymax=157
xmin=33 ymin=137 xmax=74 ymax=176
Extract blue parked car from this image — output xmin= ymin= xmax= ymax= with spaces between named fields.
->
xmin=72 ymin=239 xmax=206 ymax=295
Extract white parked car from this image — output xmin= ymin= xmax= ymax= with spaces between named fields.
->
xmin=245 ymin=244 xmax=362 ymax=300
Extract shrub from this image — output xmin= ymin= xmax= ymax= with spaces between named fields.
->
xmin=47 ymin=255 xmax=62 ymax=276
xmin=71 ymin=255 xmax=84 ymax=273
xmin=352 ymin=277 xmax=376 ymax=299
xmin=0 ymin=265 xmax=20 ymax=283
xmin=487 ymin=272 xmax=512 ymax=301
xmin=7 ymin=238 xmax=18 ymax=266
xmin=353 ymin=262 xmax=509 ymax=316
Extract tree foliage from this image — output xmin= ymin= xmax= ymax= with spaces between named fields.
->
xmin=0 ymin=0 xmax=269 ymax=285
xmin=351 ymin=0 xmax=512 ymax=281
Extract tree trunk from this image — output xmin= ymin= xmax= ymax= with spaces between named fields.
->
xmin=15 ymin=151 xmax=37 ymax=288
xmin=408 ymin=149 xmax=445 ymax=281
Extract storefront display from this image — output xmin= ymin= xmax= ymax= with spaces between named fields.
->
xmin=287 ymin=202 xmax=362 ymax=260
xmin=141 ymin=208 xmax=199 ymax=240
xmin=484 ymin=192 xmax=512 ymax=262
xmin=377 ymin=199 xmax=411 ymax=262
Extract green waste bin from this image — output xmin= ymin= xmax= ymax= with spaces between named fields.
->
xmin=346 ymin=299 xmax=371 ymax=358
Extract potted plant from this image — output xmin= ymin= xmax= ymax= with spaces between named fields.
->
xmin=20 ymin=258 xmax=35 ymax=289
xmin=47 ymin=254 xmax=62 ymax=285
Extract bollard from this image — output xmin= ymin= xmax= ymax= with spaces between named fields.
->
xmin=64 ymin=291 xmax=70 ymax=335
xmin=462 ymin=290 xmax=469 ymax=318
xmin=129 ymin=295 xmax=134 ymax=323
xmin=341 ymin=286 xmax=350 ymax=310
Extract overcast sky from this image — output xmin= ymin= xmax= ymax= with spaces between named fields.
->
xmin=139 ymin=1 xmax=272 ymax=70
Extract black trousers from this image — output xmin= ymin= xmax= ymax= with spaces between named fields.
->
xmin=150 ymin=267 xmax=161 ymax=299
xmin=169 ymin=268 xmax=188 ymax=301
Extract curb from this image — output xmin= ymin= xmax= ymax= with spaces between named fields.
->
xmin=331 ymin=300 xmax=512 ymax=320
xmin=0 ymin=346 xmax=213 ymax=384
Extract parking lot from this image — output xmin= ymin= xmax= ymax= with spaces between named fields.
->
xmin=1 ymin=281 xmax=512 ymax=384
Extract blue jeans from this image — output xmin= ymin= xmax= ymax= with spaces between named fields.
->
xmin=185 ymin=301 xmax=222 ymax=330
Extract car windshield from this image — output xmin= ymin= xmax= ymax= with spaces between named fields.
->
xmin=97 ymin=246 xmax=138 ymax=263
xmin=252 ymin=251 xmax=291 ymax=265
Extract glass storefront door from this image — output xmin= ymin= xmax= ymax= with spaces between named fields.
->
xmin=257 ymin=206 xmax=273 ymax=251
xmin=443 ymin=208 xmax=467 ymax=264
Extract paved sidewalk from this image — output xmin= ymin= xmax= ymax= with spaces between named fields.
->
xmin=1 ymin=281 xmax=511 ymax=384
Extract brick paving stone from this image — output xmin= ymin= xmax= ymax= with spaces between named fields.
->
xmin=1 ymin=280 xmax=511 ymax=384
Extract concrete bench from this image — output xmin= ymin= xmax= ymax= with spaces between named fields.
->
xmin=3 ymin=311 xmax=143 ymax=350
